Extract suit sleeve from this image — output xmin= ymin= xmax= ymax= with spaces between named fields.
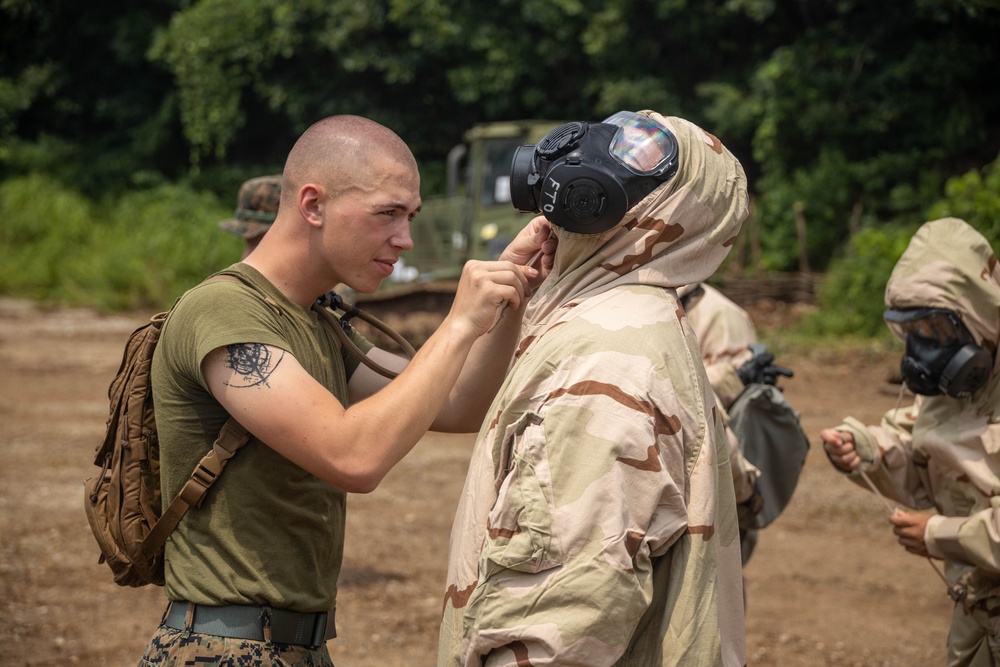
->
xmin=834 ymin=402 xmax=935 ymax=511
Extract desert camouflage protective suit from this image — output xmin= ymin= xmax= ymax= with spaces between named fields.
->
xmin=831 ymin=218 xmax=1000 ymax=667
xmin=438 ymin=112 xmax=749 ymax=667
xmin=680 ymin=283 xmax=760 ymax=507
xmin=681 ymin=284 xmax=762 ymax=565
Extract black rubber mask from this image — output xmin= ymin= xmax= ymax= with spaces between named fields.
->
xmin=509 ymin=111 xmax=679 ymax=234
xmin=884 ymin=308 xmax=992 ymax=398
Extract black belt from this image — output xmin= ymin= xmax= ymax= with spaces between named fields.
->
xmin=162 ymin=601 xmax=336 ymax=649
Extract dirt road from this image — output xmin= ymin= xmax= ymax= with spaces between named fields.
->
xmin=0 ymin=298 xmax=952 ymax=666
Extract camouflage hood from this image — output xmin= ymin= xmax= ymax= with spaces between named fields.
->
xmin=524 ymin=111 xmax=748 ymax=327
xmin=885 ymin=217 xmax=1000 ymax=354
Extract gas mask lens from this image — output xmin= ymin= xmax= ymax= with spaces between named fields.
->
xmin=883 ymin=308 xmax=968 ymax=345
xmin=602 ymin=111 xmax=679 ymax=176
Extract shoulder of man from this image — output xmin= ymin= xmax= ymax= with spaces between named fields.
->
xmin=160 ymin=268 xmax=291 ymax=362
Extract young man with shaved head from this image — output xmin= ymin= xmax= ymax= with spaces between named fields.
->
xmin=137 ymin=115 xmax=556 ymax=666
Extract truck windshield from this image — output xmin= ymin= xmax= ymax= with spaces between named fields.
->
xmin=481 ymin=139 xmax=522 ymax=207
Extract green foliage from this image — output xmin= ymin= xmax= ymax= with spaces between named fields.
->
xmin=3 ymin=0 xmax=1000 ymax=332
xmin=801 ymin=223 xmax=921 ymax=339
xmin=753 ymin=150 xmax=857 ymax=271
xmin=0 ymin=174 xmax=94 ymax=299
xmin=0 ymin=62 xmax=56 ymax=140
xmin=792 ymin=152 xmax=1000 ymax=342
xmin=149 ymin=0 xmax=300 ymax=165
xmin=927 ymin=152 xmax=1000 ymax=244
xmin=0 ymin=0 xmax=191 ymax=196
xmin=0 ymin=175 xmax=240 ymax=311
xmin=735 ymin=1 xmax=999 ymax=270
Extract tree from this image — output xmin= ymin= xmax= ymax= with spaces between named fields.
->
xmin=0 ymin=0 xmax=190 ymax=195
xmin=713 ymin=0 xmax=1000 ymax=270
xmin=3 ymin=0 xmax=999 ymax=273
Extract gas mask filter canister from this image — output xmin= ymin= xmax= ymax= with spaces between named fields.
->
xmin=509 ymin=111 xmax=680 ymax=234
xmin=883 ymin=308 xmax=992 ymax=398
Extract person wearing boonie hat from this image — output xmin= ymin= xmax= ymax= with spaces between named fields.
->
xmin=219 ymin=175 xmax=282 ymax=259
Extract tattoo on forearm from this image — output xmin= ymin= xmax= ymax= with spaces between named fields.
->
xmin=223 ymin=343 xmax=284 ymax=388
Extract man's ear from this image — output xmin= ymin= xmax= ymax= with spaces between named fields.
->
xmin=298 ymin=184 xmax=324 ymax=228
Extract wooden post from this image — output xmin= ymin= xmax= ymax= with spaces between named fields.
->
xmin=749 ymin=199 xmax=761 ymax=270
xmin=729 ymin=196 xmax=755 ymax=275
xmin=729 ymin=228 xmax=746 ymax=276
xmin=794 ymin=201 xmax=810 ymax=273
xmin=849 ymin=201 xmax=863 ymax=237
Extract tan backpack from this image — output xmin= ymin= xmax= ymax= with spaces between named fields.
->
xmin=84 ymin=305 xmax=251 ymax=587
xmin=84 ymin=278 xmax=415 ymax=588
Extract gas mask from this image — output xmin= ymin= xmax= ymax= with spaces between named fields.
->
xmin=883 ymin=308 xmax=992 ymax=398
xmin=510 ymin=111 xmax=680 ymax=234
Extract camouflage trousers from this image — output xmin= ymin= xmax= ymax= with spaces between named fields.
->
xmin=949 ymin=598 xmax=1000 ymax=667
xmin=138 ymin=626 xmax=335 ymax=667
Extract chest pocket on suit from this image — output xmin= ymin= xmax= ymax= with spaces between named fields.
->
xmin=483 ymin=412 xmax=562 ymax=575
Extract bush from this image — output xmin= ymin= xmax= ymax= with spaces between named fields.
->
xmin=0 ymin=174 xmax=94 ymax=299
xmin=801 ymin=223 xmax=920 ymax=339
xmin=790 ymin=154 xmax=999 ymax=342
xmin=926 ymin=152 xmax=1000 ymax=247
xmin=0 ymin=175 xmax=241 ymax=311
xmin=754 ymin=150 xmax=857 ymax=272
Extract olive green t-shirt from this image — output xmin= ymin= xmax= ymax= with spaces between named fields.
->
xmin=151 ymin=263 xmax=373 ymax=612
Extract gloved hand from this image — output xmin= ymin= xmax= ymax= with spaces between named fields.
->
xmin=736 ymin=485 xmax=765 ymax=527
xmin=736 ymin=344 xmax=794 ymax=387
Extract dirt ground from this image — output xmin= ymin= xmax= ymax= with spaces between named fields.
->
xmin=0 ymin=296 xmax=954 ymax=667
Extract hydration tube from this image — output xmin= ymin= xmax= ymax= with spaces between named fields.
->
xmin=314 ymin=291 xmax=416 ymax=380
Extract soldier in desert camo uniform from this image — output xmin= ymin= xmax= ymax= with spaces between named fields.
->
xmin=438 ymin=110 xmax=749 ymax=667
xmin=821 ymin=217 xmax=1000 ymax=667
xmin=680 ymin=282 xmax=763 ymax=564
xmin=679 ymin=281 xmax=801 ymax=568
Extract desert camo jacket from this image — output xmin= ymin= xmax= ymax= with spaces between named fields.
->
xmin=835 ymin=217 xmax=1000 ymax=607
xmin=682 ymin=283 xmax=761 ymax=504
xmin=438 ymin=112 xmax=750 ymax=667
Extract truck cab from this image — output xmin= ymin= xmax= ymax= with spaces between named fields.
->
xmin=388 ymin=119 xmax=564 ymax=285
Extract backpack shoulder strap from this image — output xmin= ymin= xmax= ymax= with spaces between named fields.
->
xmin=138 ymin=272 xmax=263 ymax=558
xmin=140 ymin=416 xmax=251 ymax=558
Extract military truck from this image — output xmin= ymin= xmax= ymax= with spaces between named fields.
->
xmin=344 ymin=119 xmax=563 ymax=348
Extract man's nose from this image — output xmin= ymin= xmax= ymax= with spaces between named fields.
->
xmin=392 ymin=221 xmax=415 ymax=251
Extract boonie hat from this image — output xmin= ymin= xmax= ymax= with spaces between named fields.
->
xmin=219 ymin=175 xmax=282 ymax=240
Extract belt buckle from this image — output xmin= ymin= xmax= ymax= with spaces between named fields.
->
xmin=310 ymin=611 xmax=329 ymax=649
xmin=269 ymin=609 xmax=328 ymax=649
